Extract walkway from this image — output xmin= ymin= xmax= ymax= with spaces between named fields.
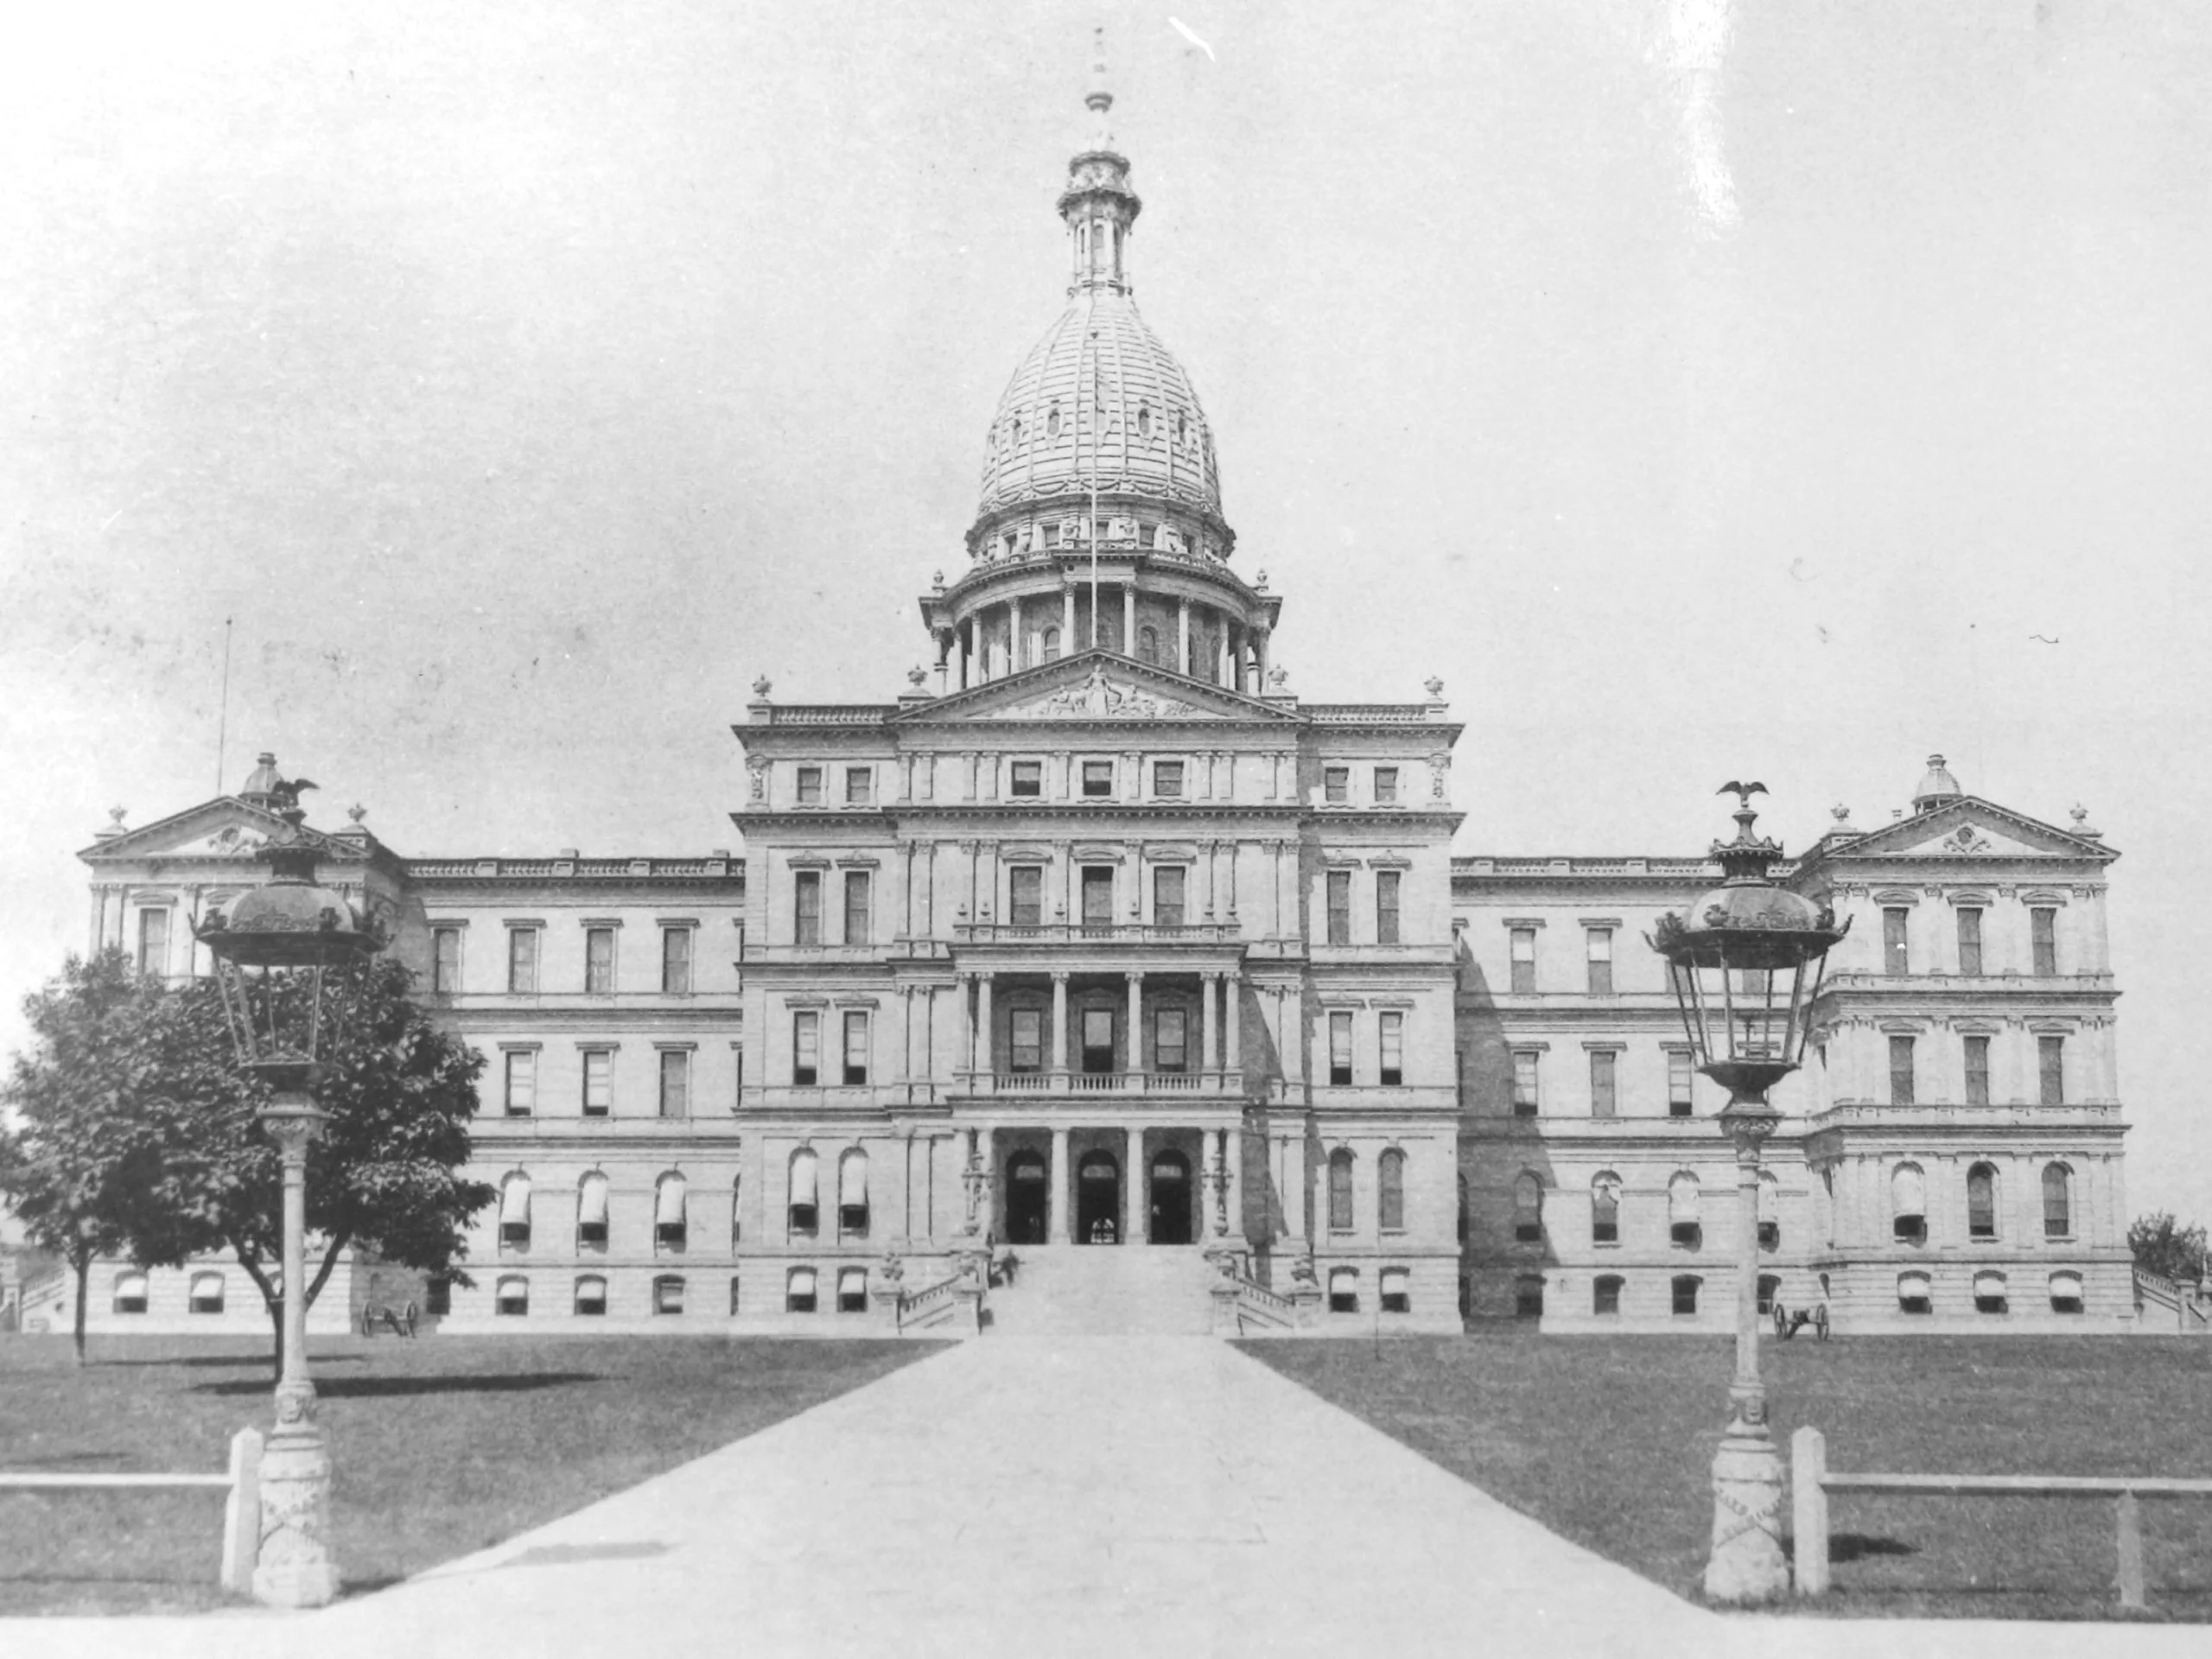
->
xmin=6 ymin=1337 xmax=2207 ymax=1658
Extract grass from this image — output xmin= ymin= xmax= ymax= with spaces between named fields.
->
xmin=0 ymin=1332 xmax=930 ymax=1616
xmin=1243 ymin=1326 xmax=2212 ymax=1622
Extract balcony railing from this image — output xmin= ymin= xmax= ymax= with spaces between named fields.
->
xmin=955 ymin=921 xmax=1242 ymax=946
xmin=953 ymin=1069 xmax=1246 ymax=1099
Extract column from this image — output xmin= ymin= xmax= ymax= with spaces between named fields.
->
xmin=918 ymin=841 xmax=935 ymax=934
xmin=1224 ymin=975 xmax=1243 ymax=1075
xmin=1217 ymin=611 xmax=1231 ymax=684
xmin=1201 ymin=971 xmax=1220 ymax=1074
xmin=979 ymin=1126 xmax=998 ymax=1238
xmin=1200 ymin=840 xmax=1217 ymax=919
xmin=980 ymin=841 xmax=1000 ymax=921
xmin=899 ymin=985 xmax=914 ymax=1087
xmin=1223 ymin=841 xmax=1240 ymax=920
xmin=976 ymin=974 xmax=995 ymax=1080
xmin=1255 ymin=628 xmax=1269 ymax=688
xmin=1051 ymin=971 xmax=1070 ymax=1074
xmin=1125 ymin=1126 xmax=1144 ymax=1244
xmin=1226 ymin=1124 xmax=1244 ymax=1243
xmin=1122 ymin=585 xmax=1135 ymax=655
xmin=1178 ymin=596 xmax=1192 ymax=676
xmin=960 ymin=621 xmax=972 ymax=689
xmin=1049 ymin=1126 xmax=1071 ymax=1243
xmin=962 ymin=974 xmax=979 ymax=1072
xmin=1063 ymin=584 xmax=1077 ymax=651
xmin=1009 ymin=595 xmax=1024 ymax=671
xmin=1280 ymin=1131 xmax=1307 ymax=1244
xmin=1127 ymin=972 xmax=1144 ymax=1075
xmin=1280 ymin=984 xmax=1305 ymax=1087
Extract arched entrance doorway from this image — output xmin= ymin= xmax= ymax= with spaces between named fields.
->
xmin=1149 ymin=1150 xmax=1192 ymax=1245
xmin=1005 ymin=1151 xmax=1048 ymax=1245
xmin=1076 ymin=1151 xmax=1121 ymax=1244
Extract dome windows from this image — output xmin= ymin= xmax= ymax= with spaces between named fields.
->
xmin=1136 ymin=403 xmax=1153 ymax=440
xmin=1173 ymin=410 xmax=1189 ymax=446
xmin=1011 ymin=416 xmax=1025 ymax=446
xmin=1046 ymin=404 xmax=1063 ymax=440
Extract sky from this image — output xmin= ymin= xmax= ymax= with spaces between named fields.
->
xmin=3 ymin=1 xmax=2209 ymax=1220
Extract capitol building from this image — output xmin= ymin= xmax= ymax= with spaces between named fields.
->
xmin=41 ymin=57 xmax=2134 ymax=1341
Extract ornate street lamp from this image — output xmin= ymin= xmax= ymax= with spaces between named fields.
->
xmin=1648 ymin=783 xmax=1846 ymax=1605
xmin=195 ymin=785 xmax=378 ymax=1610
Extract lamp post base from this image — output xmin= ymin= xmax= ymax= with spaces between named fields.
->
xmin=1704 ymin=1425 xmax=1789 ymax=1605
xmin=251 ymin=1384 xmax=341 ymax=1609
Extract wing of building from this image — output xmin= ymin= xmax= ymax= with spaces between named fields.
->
xmin=53 ymin=59 xmax=2140 ymax=1340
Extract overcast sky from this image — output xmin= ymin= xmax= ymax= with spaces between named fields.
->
xmin=4 ymin=1 xmax=2208 ymax=1220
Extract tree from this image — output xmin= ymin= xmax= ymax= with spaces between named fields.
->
xmin=2129 ymin=1212 xmax=2209 ymax=1285
xmin=144 ymin=955 xmax=493 ymax=1376
xmin=0 ymin=951 xmax=226 ymax=1363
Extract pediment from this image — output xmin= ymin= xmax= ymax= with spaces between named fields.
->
xmin=891 ymin=651 xmax=1299 ymax=725
xmin=1834 ymin=798 xmax=2112 ymax=862
xmin=79 ymin=798 xmax=360 ymax=864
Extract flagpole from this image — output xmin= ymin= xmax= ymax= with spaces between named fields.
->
xmin=1085 ymin=299 xmax=1100 ymax=650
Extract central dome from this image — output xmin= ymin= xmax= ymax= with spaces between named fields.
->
xmin=976 ymin=291 xmax=1222 ymax=524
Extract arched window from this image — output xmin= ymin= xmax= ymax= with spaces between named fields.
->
xmin=1671 ymin=1274 xmax=1701 ymax=1316
xmin=2042 ymin=1163 xmax=2072 ymax=1238
xmin=786 ymin=1266 xmax=817 ymax=1313
xmin=1897 ymin=1270 xmax=1933 ymax=1314
xmin=1137 ymin=625 xmax=1159 ymax=665
xmin=1592 ymin=1172 xmax=1621 ymax=1245
xmin=1136 ymin=402 xmax=1152 ymax=439
xmin=1973 ymin=1270 xmax=2009 ymax=1315
xmin=1328 ymin=1266 xmax=1358 ymax=1313
xmin=111 ymin=1270 xmax=149 ymax=1315
xmin=1046 ymin=404 xmax=1063 ymax=440
xmin=1669 ymin=1173 xmax=1701 ymax=1249
xmin=1892 ymin=1163 xmax=1927 ymax=1243
xmin=1042 ymin=626 xmax=1061 ymax=662
xmin=1758 ymin=1171 xmax=1780 ymax=1250
xmin=1327 ymin=1148 xmax=1355 ymax=1232
xmin=656 ymin=1173 xmax=689 ymax=1249
xmin=1513 ymin=1172 xmax=1543 ymax=1243
xmin=500 ymin=1173 xmax=532 ymax=1249
xmin=837 ymin=1266 xmax=868 ymax=1313
xmin=577 ymin=1173 xmax=609 ymax=1247
xmin=2049 ymin=1271 xmax=2085 ymax=1314
xmin=575 ymin=1274 xmax=607 ymax=1317
xmin=789 ymin=1148 xmax=819 ymax=1238
xmin=1378 ymin=1149 xmax=1406 ymax=1232
xmin=1514 ymin=1274 xmax=1544 ymax=1318
xmin=1967 ymin=1163 xmax=1998 ymax=1239
xmin=654 ymin=1274 xmax=686 ymax=1316
xmin=188 ymin=1271 xmax=225 ymax=1315
xmin=1011 ymin=416 xmax=1024 ymax=446
xmin=839 ymin=1148 xmax=870 ymax=1239
xmin=1592 ymin=1274 xmax=1624 ymax=1316
xmin=495 ymin=1274 xmax=529 ymax=1316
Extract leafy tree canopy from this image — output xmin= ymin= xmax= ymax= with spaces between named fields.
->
xmin=2129 ymin=1211 xmax=2209 ymax=1284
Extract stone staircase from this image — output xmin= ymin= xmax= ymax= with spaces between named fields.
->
xmin=985 ymin=1244 xmax=1217 ymax=1336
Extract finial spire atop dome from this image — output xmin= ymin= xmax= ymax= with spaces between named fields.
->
xmin=1058 ymin=28 xmax=1141 ymax=296
xmin=1086 ymin=25 xmax=1115 ymax=147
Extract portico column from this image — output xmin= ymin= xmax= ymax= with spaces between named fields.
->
xmin=1226 ymin=1123 xmax=1244 ymax=1243
xmin=1049 ymin=1125 xmax=1071 ymax=1243
xmin=1122 ymin=584 xmax=1136 ymax=655
xmin=1224 ymin=975 xmax=1243 ymax=1077
xmin=1178 ymin=596 xmax=1192 ymax=676
xmin=1126 ymin=971 xmax=1144 ymax=1075
xmin=1010 ymin=595 xmax=1024 ymax=671
xmin=1063 ymin=584 xmax=1077 ymax=651
xmin=1255 ymin=628 xmax=1269 ymax=689
xmin=1200 ymin=971 xmax=1220 ymax=1075
xmin=976 ymin=974 xmax=995 ymax=1080
xmin=1125 ymin=1126 xmax=1144 ymax=1244
xmin=1050 ymin=972 xmax=1069 ymax=1073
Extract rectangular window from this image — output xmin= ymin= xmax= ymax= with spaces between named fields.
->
xmin=432 ymin=926 xmax=461 ymax=995
xmin=1373 ymin=766 xmax=1399 ymax=804
xmin=507 ymin=927 xmax=539 ymax=994
xmin=1082 ymin=760 xmax=1114 ymax=798
xmin=1009 ymin=760 xmax=1042 ymax=798
xmin=844 ymin=766 xmax=873 ymax=806
xmin=1081 ymin=1008 xmax=1115 ymax=1074
xmin=1378 ymin=1011 xmax=1404 ymax=1086
xmin=1154 ymin=865 xmax=1186 ymax=927
xmin=1883 ymin=907 xmax=1910 ymax=976
xmin=582 ymin=1049 xmax=612 ymax=1116
xmin=1889 ymin=1034 xmax=1916 ymax=1106
xmin=794 ymin=871 xmax=822 ymax=945
xmin=1376 ymin=871 xmax=1402 ymax=945
xmin=658 ymin=1050 xmax=690 ymax=1119
xmin=793 ymin=1010 xmax=820 ymax=1085
xmin=1590 ymin=1051 xmax=1618 ymax=1118
xmin=1510 ymin=927 xmax=1536 ymax=995
xmin=585 ymin=926 xmax=615 ymax=994
xmin=1155 ymin=1007 xmax=1187 ymax=1073
xmin=1669 ymin=1050 xmax=1694 ymax=1117
xmin=1010 ymin=1007 xmax=1043 ymax=1071
xmin=1325 ymin=870 xmax=1351 ymax=944
xmin=1081 ymin=867 xmax=1115 ymax=927
xmin=1323 ymin=766 xmax=1350 ymax=804
xmin=2031 ymin=906 xmax=2058 ymax=976
xmin=1586 ymin=929 xmax=1613 ymax=995
xmin=842 ymin=1012 xmax=869 ymax=1085
xmin=1957 ymin=908 xmax=1983 ymax=976
xmin=1153 ymin=760 xmax=1184 ymax=798
xmin=1329 ymin=1012 xmax=1354 ymax=1086
xmin=1512 ymin=1052 xmax=1539 ymax=1116
xmin=2038 ymin=1035 xmax=2065 ymax=1105
xmin=505 ymin=1050 xmax=537 ymax=1116
xmin=1964 ymin=1035 xmax=1991 ymax=1106
xmin=795 ymin=766 xmax=823 ymax=805
xmin=843 ymin=871 xmax=871 ymax=945
xmin=1009 ymin=866 xmax=1043 ymax=927
xmin=136 ymin=908 xmax=169 ymax=976
xmin=661 ymin=926 xmax=692 ymax=994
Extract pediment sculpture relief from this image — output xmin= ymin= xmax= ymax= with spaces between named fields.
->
xmin=1007 ymin=663 xmax=1199 ymax=720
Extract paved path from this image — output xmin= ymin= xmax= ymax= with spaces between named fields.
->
xmin=6 ymin=1337 xmax=2207 ymax=1658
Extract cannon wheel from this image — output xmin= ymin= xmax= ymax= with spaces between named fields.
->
xmin=360 ymin=1304 xmax=378 ymax=1338
xmin=402 ymin=1300 xmax=419 ymax=1338
xmin=1813 ymin=1304 xmax=1831 ymax=1341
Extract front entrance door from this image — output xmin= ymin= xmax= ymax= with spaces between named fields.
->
xmin=1006 ymin=1151 xmax=1047 ymax=1245
xmin=1150 ymin=1150 xmax=1192 ymax=1245
xmin=1076 ymin=1152 xmax=1122 ymax=1244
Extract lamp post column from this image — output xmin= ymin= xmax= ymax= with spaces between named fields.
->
xmin=254 ymin=1096 xmax=340 ymax=1608
xmin=1705 ymin=1101 xmax=1788 ymax=1603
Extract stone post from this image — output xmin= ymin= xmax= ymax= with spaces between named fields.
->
xmin=1705 ymin=1112 xmax=1789 ymax=1605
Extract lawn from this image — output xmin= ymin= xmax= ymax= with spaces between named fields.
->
xmin=1243 ymin=1327 xmax=2212 ymax=1622
xmin=0 ymin=1332 xmax=931 ymax=1616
